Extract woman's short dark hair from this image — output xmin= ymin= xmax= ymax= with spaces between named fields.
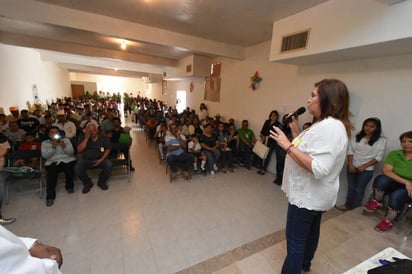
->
xmin=315 ymin=79 xmax=353 ymax=136
xmin=399 ymin=131 xmax=412 ymax=142
xmin=355 ymin=117 xmax=382 ymax=146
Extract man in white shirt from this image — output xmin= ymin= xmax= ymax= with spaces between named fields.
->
xmin=53 ymin=110 xmax=76 ymax=139
xmin=0 ymin=225 xmax=62 ymax=274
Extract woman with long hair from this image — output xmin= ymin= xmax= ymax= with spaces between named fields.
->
xmin=257 ymin=110 xmax=283 ymax=177
xmin=336 ymin=117 xmax=386 ymax=211
xmin=270 ymin=79 xmax=353 ymax=274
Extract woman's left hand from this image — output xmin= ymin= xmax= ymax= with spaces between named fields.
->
xmin=270 ymin=126 xmax=291 ymax=150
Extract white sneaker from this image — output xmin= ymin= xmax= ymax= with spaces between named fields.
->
xmin=213 ymin=164 xmax=218 ymax=171
xmin=210 ymin=171 xmax=215 ymax=177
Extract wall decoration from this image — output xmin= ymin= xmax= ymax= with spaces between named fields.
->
xmin=190 ymin=81 xmax=194 ymax=92
xmin=204 ymin=76 xmax=221 ymax=102
xmin=250 ymin=71 xmax=263 ymax=90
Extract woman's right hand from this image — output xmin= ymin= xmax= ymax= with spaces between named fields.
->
xmin=348 ymin=164 xmax=358 ymax=173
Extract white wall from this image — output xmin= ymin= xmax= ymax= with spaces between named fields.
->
xmin=0 ymin=43 xmax=70 ymax=110
xmin=270 ymin=0 xmax=412 ymax=61
xmin=69 ymin=72 xmax=145 ymax=96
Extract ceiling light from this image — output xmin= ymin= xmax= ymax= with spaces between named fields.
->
xmin=120 ymin=40 xmax=127 ymax=50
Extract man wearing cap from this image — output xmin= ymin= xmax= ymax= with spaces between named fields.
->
xmin=53 ymin=110 xmax=76 ymax=140
xmin=75 ymin=121 xmax=112 ymax=193
xmin=6 ymin=106 xmax=20 ymax=122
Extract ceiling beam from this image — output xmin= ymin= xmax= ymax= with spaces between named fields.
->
xmin=0 ymin=0 xmax=245 ymax=60
xmin=0 ymin=32 xmax=176 ymax=73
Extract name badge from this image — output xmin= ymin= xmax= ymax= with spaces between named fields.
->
xmin=100 ymin=147 xmax=105 ymax=152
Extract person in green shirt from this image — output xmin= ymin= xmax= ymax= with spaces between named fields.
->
xmin=363 ymin=131 xmax=412 ymax=232
xmin=237 ymin=120 xmax=257 ymax=170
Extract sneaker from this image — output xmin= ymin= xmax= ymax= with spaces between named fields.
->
xmin=375 ymin=219 xmax=393 ymax=232
xmin=0 ymin=217 xmax=16 ymax=225
xmin=335 ymin=205 xmax=349 ymax=212
xmin=363 ymin=199 xmax=383 ymax=212
xmin=210 ymin=171 xmax=215 ymax=177
xmin=213 ymin=164 xmax=218 ymax=171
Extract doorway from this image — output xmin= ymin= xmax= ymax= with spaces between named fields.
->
xmin=176 ymin=90 xmax=186 ymax=113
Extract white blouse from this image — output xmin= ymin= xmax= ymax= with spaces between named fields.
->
xmin=347 ymin=136 xmax=386 ymax=171
xmin=282 ymin=117 xmax=348 ymax=211
xmin=0 ymin=226 xmax=61 ymax=274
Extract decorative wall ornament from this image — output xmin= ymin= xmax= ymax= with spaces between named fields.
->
xmin=250 ymin=71 xmax=263 ymax=91
xmin=190 ymin=81 xmax=194 ymax=92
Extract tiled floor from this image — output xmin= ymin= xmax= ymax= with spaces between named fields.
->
xmin=3 ymin=121 xmax=288 ymax=274
xmin=3 ymin=120 xmax=412 ymax=274
xmin=211 ymin=207 xmax=412 ymax=274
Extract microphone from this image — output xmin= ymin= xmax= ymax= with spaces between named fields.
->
xmin=283 ymin=107 xmax=306 ymax=124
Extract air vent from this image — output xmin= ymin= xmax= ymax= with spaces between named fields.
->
xmin=281 ymin=30 xmax=310 ymax=52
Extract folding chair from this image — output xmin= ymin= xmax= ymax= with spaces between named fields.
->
xmin=4 ymin=150 xmax=43 ymax=204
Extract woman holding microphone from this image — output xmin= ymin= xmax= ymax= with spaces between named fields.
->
xmin=270 ymin=79 xmax=352 ymax=274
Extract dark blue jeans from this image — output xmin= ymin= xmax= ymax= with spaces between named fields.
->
xmin=282 ymin=203 xmax=323 ymax=274
xmin=239 ymin=143 xmax=253 ymax=168
xmin=373 ymin=175 xmax=412 ymax=212
xmin=203 ymin=150 xmax=221 ymax=171
xmin=345 ymin=169 xmax=374 ymax=209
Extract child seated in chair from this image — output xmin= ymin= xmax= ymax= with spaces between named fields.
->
xmin=188 ymin=134 xmax=206 ymax=172
xmin=12 ymin=133 xmax=41 ymax=168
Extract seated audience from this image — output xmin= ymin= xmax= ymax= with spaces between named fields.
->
xmin=0 ymin=139 xmax=15 ymax=225
xmin=41 ymin=126 xmax=76 ymax=207
xmin=53 ymin=110 xmax=76 ymax=147
xmin=0 ymin=225 xmax=63 ymax=273
xmin=363 ymin=131 xmax=412 ymax=232
xmin=6 ymin=106 xmax=20 ymax=122
xmin=110 ymin=117 xmax=135 ymax=171
xmin=237 ymin=120 xmax=257 ymax=170
xmin=189 ymin=116 xmax=203 ymax=136
xmin=100 ymin=108 xmax=115 ymax=134
xmin=200 ymin=123 xmax=221 ymax=176
xmin=188 ymin=134 xmax=207 ymax=172
xmin=4 ymin=121 xmax=26 ymax=150
xmin=17 ymin=109 xmax=40 ymax=134
xmin=227 ymin=123 xmax=240 ymax=165
xmin=165 ymin=123 xmax=194 ymax=180
xmin=75 ymin=121 xmax=112 ymax=193
xmin=217 ymin=122 xmax=234 ymax=173
xmin=12 ymin=132 xmax=41 ymax=168
xmin=36 ymin=124 xmax=49 ymax=143
xmin=336 ymin=117 xmax=386 ymax=211
xmin=154 ymin=123 xmax=168 ymax=160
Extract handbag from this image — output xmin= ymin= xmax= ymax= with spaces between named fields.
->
xmin=367 ymin=258 xmax=412 ymax=274
xmin=253 ymin=140 xmax=270 ymax=159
